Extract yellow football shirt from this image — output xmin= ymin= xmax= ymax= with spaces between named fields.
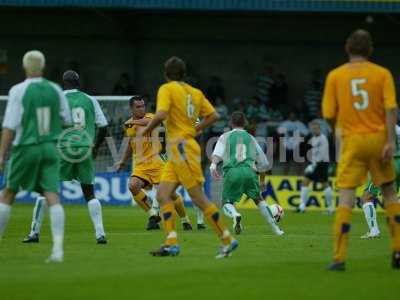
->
xmin=322 ymin=61 xmax=397 ymax=136
xmin=124 ymin=113 xmax=162 ymax=166
xmin=156 ymin=81 xmax=215 ymax=141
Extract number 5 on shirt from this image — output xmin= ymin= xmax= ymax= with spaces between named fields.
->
xmin=351 ymin=78 xmax=369 ymax=111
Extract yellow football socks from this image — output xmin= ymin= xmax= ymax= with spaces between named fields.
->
xmin=333 ymin=206 xmax=352 ymax=263
xmin=173 ymin=195 xmax=188 ymax=219
xmin=385 ymin=202 xmax=400 ymax=252
xmin=133 ymin=190 xmax=151 ymax=212
xmin=204 ymin=203 xmax=232 ymax=246
xmin=161 ymin=202 xmax=178 ymax=246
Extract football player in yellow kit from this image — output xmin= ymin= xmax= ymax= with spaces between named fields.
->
xmin=140 ymin=57 xmax=237 ymax=258
xmin=322 ymin=29 xmax=400 ymax=270
xmin=115 ymin=96 xmax=192 ymax=231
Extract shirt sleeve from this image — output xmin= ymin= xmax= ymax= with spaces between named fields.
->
xmin=90 ymin=96 xmax=108 ymax=127
xmin=322 ymin=71 xmax=337 ymax=120
xmin=212 ymin=133 xmax=227 ymax=159
xmin=199 ymin=94 xmax=216 ymax=118
xmin=51 ymin=83 xmax=72 ymax=126
xmin=299 ymin=122 xmax=309 ymax=135
xmin=277 ymin=121 xmax=288 ymax=134
xmin=383 ymin=69 xmax=397 ymax=109
xmin=2 ymin=86 xmax=23 ymax=130
xmin=156 ymin=85 xmax=171 ymax=112
xmin=252 ymin=136 xmax=269 ymax=172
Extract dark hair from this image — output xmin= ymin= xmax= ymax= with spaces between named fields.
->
xmin=346 ymin=29 xmax=373 ymax=58
xmin=164 ymin=56 xmax=186 ymax=81
xmin=129 ymin=95 xmax=145 ymax=107
xmin=62 ymin=70 xmax=80 ymax=88
xmin=230 ymin=111 xmax=248 ymax=128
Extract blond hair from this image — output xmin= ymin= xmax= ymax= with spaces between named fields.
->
xmin=23 ymin=50 xmax=45 ymax=75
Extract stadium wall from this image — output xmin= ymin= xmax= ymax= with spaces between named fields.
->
xmin=1 ymin=9 xmax=400 ymax=106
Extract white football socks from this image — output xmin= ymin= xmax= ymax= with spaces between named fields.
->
xmin=223 ymin=203 xmax=241 ymax=219
xmin=0 ymin=203 xmax=11 ymax=239
xmin=30 ymin=196 xmax=47 ymax=236
xmin=181 ymin=216 xmax=190 ymax=224
xmin=258 ymin=200 xmax=283 ymax=235
xmin=299 ymin=186 xmax=309 ymax=211
xmin=324 ymin=186 xmax=334 ymax=213
xmin=49 ymin=204 xmax=65 ymax=256
xmin=147 ymin=186 xmax=159 ymax=217
xmin=362 ymin=202 xmax=380 ymax=235
xmin=87 ymin=199 xmax=106 ymax=238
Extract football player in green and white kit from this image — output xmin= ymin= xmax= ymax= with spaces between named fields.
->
xmin=210 ymin=111 xmax=283 ymax=236
xmin=22 ymin=70 xmax=109 ymax=244
xmin=0 ymin=50 xmax=71 ymax=263
xmin=360 ymin=124 xmax=400 ymax=239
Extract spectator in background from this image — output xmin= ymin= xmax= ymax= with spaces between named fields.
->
xmin=245 ymin=96 xmax=262 ymax=135
xmin=206 ymin=76 xmax=225 ymax=105
xmin=312 ymin=111 xmax=332 ymax=138
xmin=245 ymin=96 xmax=261 ymax=121
xmin=185 ymin=63 xmax=200 ymax=88
xmin=112 ymin=73 xmax=135 ymax=95
xmin=270 ymin=73 xmax=288 ymax=112
xmin=256 ymin=64 xmax=275 ymax=106
xmin=277 ymin=110 xmax=309 ymax=175
xmin=232 ymin=97 xmax=244 ymax=111
xmin=265 ymin=106 xmax=284 ymax=123
xmin=209 ymin=97 xmax=229 ymax=138
xmin=303 ymin=69 xmax=324 ymax=121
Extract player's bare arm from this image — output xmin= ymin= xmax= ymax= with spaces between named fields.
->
xmin=195 ymin=112 xmax=220 ymax=134
xmin=210 ymin=154 xmax=222 ymax=179
xmin=259 ymin=172 xmax=267 ymax=192
xmin=0 ymin=128 xmax=14 ymax=170
xmin=140 ymin=110 xmax=168 ymax=137
xmin=114 ymin=137 xmax=133 ymax=171
xmin=93 ymin=126 xmax=108 ymax=159
xmin=383 ymin=108 xmax=398 ymax=162
xmin=132 ymin=117 xmax=151 ymax=127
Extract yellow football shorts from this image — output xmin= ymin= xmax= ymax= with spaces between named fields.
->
xmin=337 ymin=131 xmax=395 ymax=189
xmin=161 ymin=138 xmax=204 ymax=190
xmin=131 ymin=156 xmax=165 ymax=186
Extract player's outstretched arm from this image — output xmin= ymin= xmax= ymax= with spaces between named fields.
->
xmin=259 ymin=172 xmax=267 ymax=192
xmin=383 ymin=107 xmax=398 ymax=162
xmin=195 ymin=112 xmax=219 ymax=134
xmin=210 ymin=133 xmax=225 ymax=179
xmin=132 ymin=118 xmax=151 ymax=126
xmin=141 ymin=111 xmax=168 ymax=137
xmin=114 ymin=137 xmax=132 ymax=172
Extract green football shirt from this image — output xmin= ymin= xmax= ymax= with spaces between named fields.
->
xmin=58 ymin=89 xmax=108 ymax=149
xmin=3 ymin=77 xmax=71 ymax=146
xmin=212 ymin=128 xmax=269 ymax=173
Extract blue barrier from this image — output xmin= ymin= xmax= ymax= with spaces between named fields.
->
xmin=1 ymin=171 xmax=213 ymax=206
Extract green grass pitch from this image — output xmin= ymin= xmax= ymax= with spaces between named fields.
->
xmin=0 ymin=204 xmax=399 ymax=300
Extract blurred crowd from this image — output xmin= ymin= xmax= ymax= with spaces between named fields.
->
xmin=43 ymin=63 xmax=332 ymax=175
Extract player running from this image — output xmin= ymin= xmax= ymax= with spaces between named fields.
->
xmin=322 ymin=29 xmax=400 ymax=270
xmin=114 ymin=95 xmax=193 ymax=231
xmin=140 ymin=56 xmax=237 ymax=258
xmin=360 ymin=124 xmax=400 ymax=239
xmin=210 ymin=111 xmax=284 ymax=236
xmin=297 ymin=120 xmax=333 ymax=214
xmin=22 ymin=70 xmax=109 ymax=244
xmin=0 ymin=50 xmax=71 ymax=262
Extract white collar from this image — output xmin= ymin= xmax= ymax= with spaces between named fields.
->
xmin=25 ymin=77 xmax=43 ymax=83
xmin=64 ymin=89 xmax=79 ymax=94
